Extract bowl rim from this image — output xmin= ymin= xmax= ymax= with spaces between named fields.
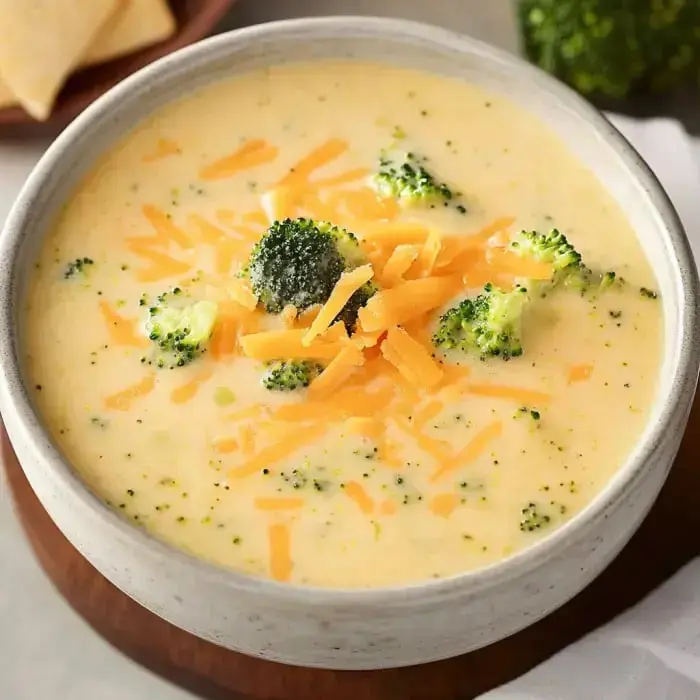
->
xmin=1 ymin=15 xmax=698 ymax=605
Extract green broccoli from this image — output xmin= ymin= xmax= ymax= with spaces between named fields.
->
xmin=372 ymin=151 xmax=462 ymax=210
xmin=509 ymin=228 xmax=592 ymax=289
xmin=519 ymin=0 xmax=700 ymax=100
xmin=519 ymin=502 xmax=552 ymax=532
xmin=508 ymin=228 xmax=618 ymax=294
xmin=64 ymin=257 xmax=94 ymax=279
xmin=144 ymin=287 xmax=218 ymax=368
xmin=261 ymin=360 xmax=324 ymax=391
xmin=244 ymin=217 xmax=374 ymax=330
xmin=433 ymin=283 xmax=529 ymax=360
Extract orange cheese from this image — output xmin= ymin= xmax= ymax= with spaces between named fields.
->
xmin=379 ymin=244 xmax=420 ymax=286
xmin=228 ymin=278 xmax=258 ymax=311
xmin=358 ymin=275 xmax=463 ymax=333
xmin=104 ymin=375 xmax=155 ymax=411
xmin=200 ymin=139 xmax=279 ymax=181
xmin=268 ymin=523 xmax=293 ymax=582
xmin=380 ymin=326 xmax=443 ymax=389
xmin=239 ymin=329 xmax=344 ymax=362
xmin=229 ymin=424 xmax=325 ymax=478
xmin=303 ymin=264 xmax=374 ymax=345
xmin=308 ymin=344 xmax=365 ymax=398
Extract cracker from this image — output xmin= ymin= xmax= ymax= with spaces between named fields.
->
xmin=0 ymin=0 xmax=120 ymax=120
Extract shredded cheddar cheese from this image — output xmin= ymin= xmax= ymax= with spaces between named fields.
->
xmin=239 ymin=329 xmax=344 ymax=361
xmin=267 ymin=523 xmax=293 ymax=582
xmin=381 ymin=326 xmax=443 ymax=389
xmin=228 ymin=278 xmax=258 ymax=311
xmin=229 ymin=424 xmax=326 ymax=478
xmin=358 ymin=275 xmax=462 ymax=333
xmin=99 ymin=301 xmax=148 ymax=348
xmin=430 ymin=493 xmax=460 ymax=518
xmin=343 ymin=481 xmax=374 ymax=514
xmin=302 ymin=264 xmax=374 ymax=345
xmin=379 ymin=244 xmax=421 ymax=286
xmin=430 ymin=421 xmax=503 ymax=482
xmin=308 ymin=344 xmax=365 ymax=397
xmin=104 ymin=375 xmax=155 ymax=411
xmin=200 ymin=139 xmax=279 ymax=181
xmin=568 ymin=363 xmax=594 ymax=384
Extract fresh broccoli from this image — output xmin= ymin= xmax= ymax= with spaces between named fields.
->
xmin=64 ymin=257 xmax=94 ymax=279
xmin=519 ymin=0 xmax=700 ymax=100
xmin=244 ymin=217 xmax=374 ymax=329
xmin=519 ymin=502 xmax=552 ymax=532
xmin=433 ymin=283 xmax=529 ymax=360
xmin=261 ymin=360 xmax=324 ymax=391
xmin=144 ymin=287 xmax=218 ymax=368
xmin=509 ymin=228 xmax=592 ymax=291
xmin=372 ymin=151 xmax=462 ymax=210
xmin=508 ymin=228 xmax=618 ymax=294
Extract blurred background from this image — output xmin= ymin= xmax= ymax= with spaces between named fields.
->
xmin=0 ymin=1 xmax=699 ymax=136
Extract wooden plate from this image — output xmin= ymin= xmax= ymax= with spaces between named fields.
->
xmin=0 ymin=0 xmax=236 ymax=139
xmin=3 ymin=397 xmax=700 ymax=700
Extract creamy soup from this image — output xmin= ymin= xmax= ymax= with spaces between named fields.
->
xmin=25 ymin=61 xmax=662 ymax=588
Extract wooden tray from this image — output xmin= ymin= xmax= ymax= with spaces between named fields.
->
xmin=3 ymin=408 xmax=699 ymax=700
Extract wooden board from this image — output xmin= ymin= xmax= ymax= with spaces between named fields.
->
xmin=3 ymin=410 xmax=699 ymax=700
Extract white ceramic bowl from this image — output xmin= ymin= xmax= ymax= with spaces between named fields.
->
xmin=0 ymin=17 xmax=698 ymax=671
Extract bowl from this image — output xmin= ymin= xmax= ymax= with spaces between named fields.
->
xmin=0 ymin=0 xmax=237 ymax=138
xmin=0 ymin=17 xmax=698 ymax=671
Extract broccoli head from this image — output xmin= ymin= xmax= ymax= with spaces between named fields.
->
xmin=372 ymin=151 xmax=461 ymax=209
xmin=509 ymin=228 xmax=591 ymax=289
xmin=144 ymin=287 xmax=218 ymax=368
xmin=261 ymin=360 xmax=324 ymax=391
xmin=433 ymin=283 xmax=529 ymax=360
xmin=244 ymin=217 xmax=373 ymax=329
xmin=509 ymin=228 xmax=619 ymax=294
xmin=519 ymin=0 xmax=700 ymax=99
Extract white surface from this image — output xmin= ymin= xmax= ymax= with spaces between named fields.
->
xmin=1 ymin=3 xmax=700 ymax=698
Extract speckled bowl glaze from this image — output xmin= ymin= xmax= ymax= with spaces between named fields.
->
xmin=0 ymin=17 xmax=698 ymax=671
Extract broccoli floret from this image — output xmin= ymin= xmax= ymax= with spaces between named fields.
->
xmin=509 ymin=228 xmax=591 ymax=288
xmin=64 ymin=257 xmax=94 ymax=279
xmin=509 ymin=228 xmax=620 ymax=294
xmin=600 ymin=271 xmax=619 ymax=290
xmin=519 ymin=502 xmax=552 ymax=532
xmin=261 ymin=360 xmax=324 ymax=391
xmin=433 ymin=283 xmax=529 ymax=360
xmin=372 ymin=151 xmax=459 ymax=208
xmin=640 ymin=286 xmax=659 ymax=299
xmin=244 ymin=217 xmax=373 ymax=329
xmin=519 ymin=1 xmax=700 ymax=99
xmin=144 ymin=287 xmax=218 ymax=368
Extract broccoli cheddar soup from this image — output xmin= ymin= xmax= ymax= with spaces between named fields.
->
xmin=25 ymin=61 xmax=663 ymax=588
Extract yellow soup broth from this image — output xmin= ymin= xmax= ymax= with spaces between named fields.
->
xmin=24 ymin=61 xmax=662 ymax=588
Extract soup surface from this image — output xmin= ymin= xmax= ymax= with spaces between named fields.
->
xmin=25 ymin=61 xmax=662 ymax=588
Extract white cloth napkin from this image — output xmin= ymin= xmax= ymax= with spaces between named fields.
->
xmin=479 ymin=115 xmax=700 ymax=700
